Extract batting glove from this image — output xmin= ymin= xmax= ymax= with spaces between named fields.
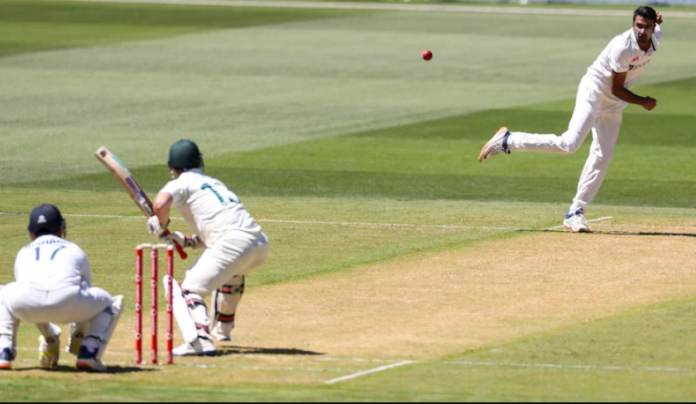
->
xmin=162 ymin=231 xmax=204 ymax=250
xmin=147 ymin=216 xmax=169 ymax=237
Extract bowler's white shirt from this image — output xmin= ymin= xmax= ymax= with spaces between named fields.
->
xmin=14 ymin=235 xmax=91 ymax=290
xmin=584 ymin=24 xmax=661 ymax=104
xmin=161 ymin=169 xmax=262 ymax=246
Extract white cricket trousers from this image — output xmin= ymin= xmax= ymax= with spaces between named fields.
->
xmin=0 ymin=283 xmax=112 ymax=351
xmin=0 ymin=283 xmax=112 ymax=324
xmin=181 ymin=230 xmax=270 ymax=295
xmin=506 ymin=77 xmax=624 ymax=212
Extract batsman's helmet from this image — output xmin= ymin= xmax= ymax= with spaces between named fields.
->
xmin=28 ymin=204 xmax=66 ymax=235
xmin=168 ymin=139 xmax=203 ymax=171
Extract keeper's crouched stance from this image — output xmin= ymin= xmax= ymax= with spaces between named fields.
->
xmin=148 ymin=140 xmax=269 ymax=356
xmin=0 ymin=204 xmax=123 ymax=372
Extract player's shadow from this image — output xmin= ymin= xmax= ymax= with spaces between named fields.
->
xmin=15 ymin=365 xmax=156 ymax=374
xmin=519 ymin=229 xmax=696 ymax=238
xmin=213 ymin=345 xmax=324 ymax=357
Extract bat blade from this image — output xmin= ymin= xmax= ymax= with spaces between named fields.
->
xmin=95 ymin=146 xmax=188 ymax=260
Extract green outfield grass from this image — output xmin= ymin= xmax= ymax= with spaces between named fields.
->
xmin=0 ymin=0 xmax=695 ymax=401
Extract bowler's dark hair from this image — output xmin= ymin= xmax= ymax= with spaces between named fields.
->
xmin=633 ymin=6 xmax=657 ymax=23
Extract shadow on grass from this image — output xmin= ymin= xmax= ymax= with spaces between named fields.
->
xmin=14 ymin=364 xmax=156 ymax=374
xmin=519 ymin=229 xmax=696 ymax=238
xmin=214 ymin=345 xmax=324 ymax=356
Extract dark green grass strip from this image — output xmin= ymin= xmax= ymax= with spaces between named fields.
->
xmin=17 ymin=89 xmax=695 ymax=208
xmin=16 ymin=156 xmax=696 ymax=208
xmin=0 ymin=0 xmax=371 ymax=58
xmin=11 ymin=76 xmax=696 ymax=208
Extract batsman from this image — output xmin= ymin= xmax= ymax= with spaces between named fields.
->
xmin=147 ymin=140 xmax=270 ymax=356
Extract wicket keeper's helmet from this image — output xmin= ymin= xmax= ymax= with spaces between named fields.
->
xmin=168 ymin=139 xmax=203 ymax=171
xmin=28 ymin=204 xmax=66 ymax=235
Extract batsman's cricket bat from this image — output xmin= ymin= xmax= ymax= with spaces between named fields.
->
xmin=95 ymin=146 xmax=188 ymax=260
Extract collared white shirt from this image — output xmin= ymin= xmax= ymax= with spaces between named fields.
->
xmin=14 ymin=235 xmax=91 ymax=291
xmin=584 ymin=24 xmax=661 ymax=102
xmin=161 ymin=169 xmax=262 ymax=246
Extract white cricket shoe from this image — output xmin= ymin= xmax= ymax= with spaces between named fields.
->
xmin=38 ymin=335 xmax=61 ymax=369
xmin=563 ymin=208 xmax=591 ymax=233
xmin=478 ymin=127 xmax=511 ymax=162
xmin=173 ymin=338 xmax=217 ymax=357
xmin=211 ymin=322 xmax=233 ymax=342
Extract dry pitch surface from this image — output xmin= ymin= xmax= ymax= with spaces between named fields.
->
xmin=5 ymin=215 xmax=696 ymax=387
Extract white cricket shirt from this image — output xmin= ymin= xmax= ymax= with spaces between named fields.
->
xmin=584 ymin=24 xmax=661 ymax=103
xmin=14 ymin=235 xmax=91 ymax=290
xmin=161 ymin=169 xmax=262 ymax=245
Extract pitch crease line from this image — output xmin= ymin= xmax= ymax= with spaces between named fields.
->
xmin=0 ymin=212 xmax=516 ymax=231
xmin=325 ymin=360 xmax=415 ymax=384
xmin=262 ymin=219 xmax=515 ymax=231
xmin=1 ymin=211 xmax=623 ymax=233
xmin=545 ymin=216 xmax=613 ymax=230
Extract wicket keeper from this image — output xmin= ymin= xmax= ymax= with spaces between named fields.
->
xmin=0 ymin=204 xmax=123 ymax=372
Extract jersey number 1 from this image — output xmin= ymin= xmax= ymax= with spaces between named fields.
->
xmin=36 ymin=246 xmax=67 ymax=261
xmin=201 ymin=183 xmax=238 ymax=206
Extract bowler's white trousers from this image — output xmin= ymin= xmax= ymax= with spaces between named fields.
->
xmin=506 ymin=76 xmax=625 ymax=212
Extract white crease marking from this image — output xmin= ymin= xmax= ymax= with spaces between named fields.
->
xmin=0 ymin=211 xmax=518 ymax=231
xmin=325 ymin=360 xmax=415 ymax=384
xmin=545 ymin=216 xmax=613 ymax=231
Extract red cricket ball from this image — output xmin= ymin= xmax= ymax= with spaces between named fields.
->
xmin=422 ymin=50 xmax=433 ymax=61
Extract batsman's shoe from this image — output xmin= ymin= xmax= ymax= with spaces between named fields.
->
xmin=478 ymin=127 xmax=511 ymax=163
xmin=563 ymin=208 xmax=591 ymax=233
xmin=76 ymin=346 xmax=106 ymax=373
xmin=38 ymin=335 xmax=60 ymax=369
xmin=0 ymin=348 xmax=15 ymax=370
xmin=211 ymin=322 xmax=233 ymax=342
xmin=173 ymin=337 xmax=217 ymax=357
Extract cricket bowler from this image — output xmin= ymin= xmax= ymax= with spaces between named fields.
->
xmin=478 ymin=6 xmax=662 ymax=233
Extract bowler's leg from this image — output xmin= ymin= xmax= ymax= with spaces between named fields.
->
xmin=570 ymin=112 xmax=623 ymax=212
xmin=507 ymin=98 xmax=596 ymax=154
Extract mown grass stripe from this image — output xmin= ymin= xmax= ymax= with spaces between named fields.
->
xmin=448 ymin=360 xmax=696 ymax=374
xmin=39 ymin=0 xmax=696 ymax=18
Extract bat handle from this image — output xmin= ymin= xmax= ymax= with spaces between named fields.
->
xmin=162 ymin=229 xmax=188 ymax=260
xmin=172 ymin=240 xmax=188 ymax=260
